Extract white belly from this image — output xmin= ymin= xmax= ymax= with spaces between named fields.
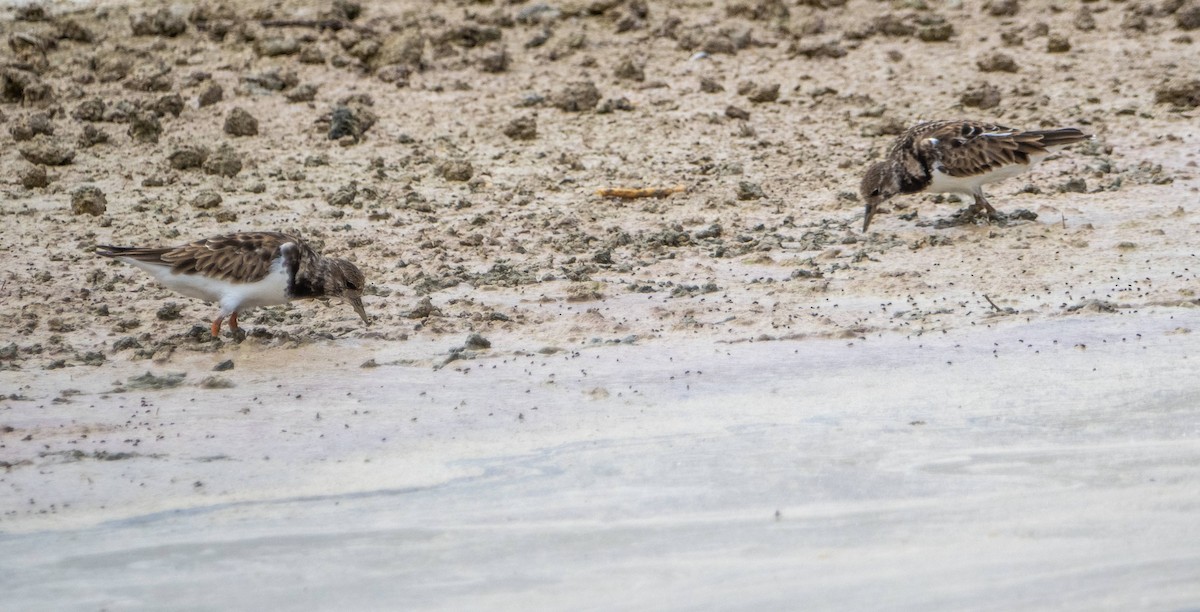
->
xmin=927 ymin=164 xmax=1025 ymax=195
xmin=122 ymin=257 xmax=291 ymax=314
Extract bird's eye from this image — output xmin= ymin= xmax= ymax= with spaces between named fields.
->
xmin=870 ymin=189 xmax=881 ymax=196
xmin=346 ymin=281 xmax=359 ymax=291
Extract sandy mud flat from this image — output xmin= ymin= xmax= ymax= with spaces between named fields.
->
xmin=2 ymin=0 xmax=1200 ymax=607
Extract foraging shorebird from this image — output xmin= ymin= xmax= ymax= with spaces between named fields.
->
xmin=97 ymin=231 xmax=369 ymax=337
xmin=860 ymin=120 xmax=1091 ymax=231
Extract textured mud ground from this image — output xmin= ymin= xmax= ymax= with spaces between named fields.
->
xmin=1 ymin=0 xmax=1200 ymax=526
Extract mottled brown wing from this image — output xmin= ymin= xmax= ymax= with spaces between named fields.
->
xmin=887 ymin=120 xmax=963 ymax=180
xmin=918 ymin=121 xmax=1050 ymax=178
xmin=159 ymin=232 xmax=299 ymax=283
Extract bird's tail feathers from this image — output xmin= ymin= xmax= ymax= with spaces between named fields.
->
xmin=1029 ymin=128 xmax=1091 ymax=148
xmin=95 ymin=245 xmax=173 ymax=263
xmin=96 ymin=245 xmax=132 ymax=258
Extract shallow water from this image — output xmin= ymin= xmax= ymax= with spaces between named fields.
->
xmin=3 ymin=311 xmax=1199 ymax=609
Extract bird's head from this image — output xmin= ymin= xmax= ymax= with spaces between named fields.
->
xmin=328 ymin=259 xmax=370 ymax=325
xmin=860 ymin=161 xmax=903 ymax=232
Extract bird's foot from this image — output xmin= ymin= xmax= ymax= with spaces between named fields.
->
xmin=211 ymin=314 xmax=246 ymax=342
xmin=966 ymin=202 xmax=1001 ymax=224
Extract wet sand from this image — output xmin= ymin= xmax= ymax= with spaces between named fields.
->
xmin=4 ymin=312 xmax=1200 ymax=609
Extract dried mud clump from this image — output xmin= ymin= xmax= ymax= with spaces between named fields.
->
xmin=853 ymin=17 xmax=900 ymax=39
xmin=203 ymin=144 xmax=243 ymax=177
xmin=744 ymin=82 xmax=780 ymax=104
xmin=9 ymin=112 xmax=53 ymax=141
xmin=1 ymin=69 xmax=52 ymax=106
xmin=985 ymin=0 xmax=1019 ymax=17
xmin=1074 ymin=7 xmax=1097 ymax=31
xmin=17 ymin=162 xmax=48 ymax=189
xmin=15 ymin=4 xmax=47 ymax=20
xmin=58 ymin=19 xmax=95 ymax=43
xmin=156 ymin=303 xmax=184 ymax=321
xmin=327 ymin=102 xmax=377 ymax=143
xmin=961 ymin=82 xmax=1001 ymax=109
xmin=726 ymin=0 xmax=789 ymax=21
xmin=78 ymin=125 xmax=109 ymax=148
xmin=191 ymin=191 xmax=222 ymax=209
xmin=199 ymin=376 xmax=235 ymax=389
xmin=154 ymin=93 xmax=184 ymax=117
xmin=124 ymin=371 xmax=186 ymax=390
xmin=699 ymin=77 xmax=724 ymax=93
xmin=373 ymin=31 xmax=426 ymax=72
xmin=330 ymin=0 xmax=364 ymax=20
xmin=437 ymin=24 xmax=502 ymax=50
xmin=516 ymin=4 xmax=560 ymax=25
xmin=169 ymin=145 xmax=210 ymax=170
xmin=789 ymin=41 xmax=848 ymax=59
xmin=1059 ymin=177 xmax=1088 ymax=193
xmin=915 ymin=17 xmax=955 ymax=42
xmin=463 ymin=333 xmax=491 ymax=350
xmin=613 ymin=57 xmax=645 ymax=82
xmin=551 ymin=81 xmax=601 ymax=112
xmin=977 ymin=52 xmax=1018 ymax=73
xmin=300 ymin=46 xmax=327 ymax=65
xmin=861 ymin=118 xmax=907 ymax=137
xmin=92 ymin=53 xmax=132 ymax=83
xmin=1154 ymin=79 xmax=1200 ymax=108
xmin=130 ymin=9 xmax=187 ymax=37
xmin=479 ymin=50 xmax=510 ymax=74
xmin=1047 ymin=34 xmax=1071 ymax=53
xmin=1178 ymin=3 xmax=1200 ymax=30
xmin=18 ymin=135 xmax=75 ymax=165
xmin=256 ymin=37 xmax=300 ymax=57
xmin=403 ymin=296 xmax=441 ymax=319
xmin=327 ymin=181 xmax=358 ymax=207
xmin=73 ymin=98 xmax=106 ymax=122
xmin=503 ymin=115 xmax=537 ymax=140
xmin=376 ymin=64 xmax=411 ymax=86
xmin=125 ymin=65 xmax=174 ymax=92
xmin=736 ymin=181 xmax=765 ymax=200
xmin=198 ymin=83 xmax=223 ymax=107
xmin=596 ymin=97 xmax=633 ymax=113
xmin=128 ymin=111 xmax=162 ymax=143
xmin=437 ymin=159 xmax=475 ymax=182
xmin=286 ymin=84 xmax=318 ymax=103
xmin=224 ymin=107 xmax=259 ymax=136
xmin=242 ymin=69 xmax=298 ymax=93
xmin=71 ymin=185 xmax=107 ymax=216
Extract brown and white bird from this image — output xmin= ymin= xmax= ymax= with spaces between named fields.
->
xmin=97 ymin=231 xmax=369 ymax=337
xmin=860 ymin=120 xmax=1091 ymax=231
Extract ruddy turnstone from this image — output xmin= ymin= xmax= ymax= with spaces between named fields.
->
xmin=97 ymin=231 xmax=369 ymax=337
xmin=860 ymin=119 xmax=1091 ymax=231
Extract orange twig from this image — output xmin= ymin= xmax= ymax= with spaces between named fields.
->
xmin=595 ymin=185 xmax=685 ymax=199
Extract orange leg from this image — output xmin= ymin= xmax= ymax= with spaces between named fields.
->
xmin=229 ymin=311 xmax=240 ymax=332
xmin=211 ymin=316 xmax=223 ymax=337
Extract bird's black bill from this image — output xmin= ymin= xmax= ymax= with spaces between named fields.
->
xmin=350 ymin=297 xmax=370 ymax=326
